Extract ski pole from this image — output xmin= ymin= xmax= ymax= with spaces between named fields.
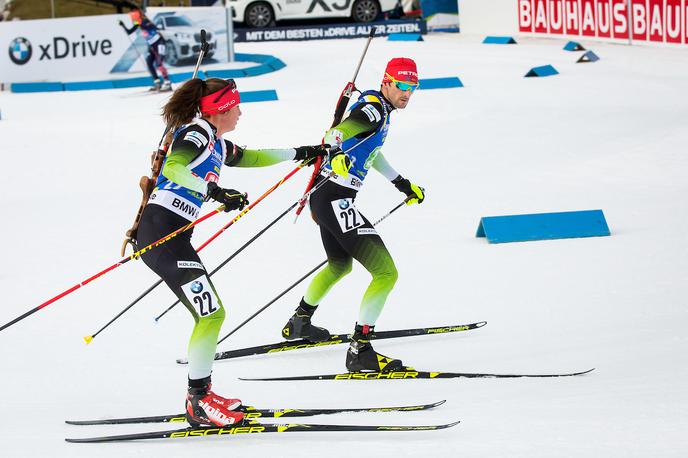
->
xmin=0 ymin=203 xmax=229 ymax=335
xmin=191 ymin=30 xmax=209 ymax=79
xmin=294 ymin=27 xmax=377 ymax=222
xmin=153 ymin=168 xmax=334 ymax=322
xmin=216 ymin=197 xmax=411 ymax=345
xmin=122 ymin=29 xmax=148 ymax=70
xmin=84 ymin=163 xmax=306 ymax=343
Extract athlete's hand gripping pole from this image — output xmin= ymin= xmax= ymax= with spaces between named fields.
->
xmin=293 ymin=27 xmax=377 ymax=222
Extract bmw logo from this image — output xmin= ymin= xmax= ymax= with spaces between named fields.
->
xmin=338 ymin=199 xmax=350 ymax=210
xmin=9 ymin=37 xmax=32 ymax=65
xmin=190 ymin=281 xmax=204 ymax=294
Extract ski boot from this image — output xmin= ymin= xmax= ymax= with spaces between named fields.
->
xmin=185 ymin=377 xmax=244 ymax=427
xmin=159 ymin=79 xmax=172 ymax=92
xmin=149 ymin=78 xmax=162 ymax=92
xmin=346 ymin=323 xmax=404 ymax=372
xmin=281 ymin=299 xmax=330 ymax=342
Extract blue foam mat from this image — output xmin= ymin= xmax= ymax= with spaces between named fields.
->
xmin=564 ymin=41 xmax=585 ymax=51
xmin=483 ymin=36 xmax=517 ymax=44
xmin=241 ymin=90 xmax=278 ymax=102
xmin=476 ymin=210 xmax=610 ymax=244
xmin=387 ymin=33 xmax=423 ymax=41
xmin=11 ymin=82 xmax=64 ymax=93
xmin=577 ymin=50 xmax=600 ymax=63
xmin=419 ymin=77 xmax=463 ymax=89
xmin=10 ymin=54 xmax=286 ymax=93
xmin=63 ymin=80 xmax=115 ymax=91
xmin=525 ymin=65 xmax=559 ymax=77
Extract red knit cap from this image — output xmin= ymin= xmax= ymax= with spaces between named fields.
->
xmin=382 ymin=57 xmax=418 ymax=84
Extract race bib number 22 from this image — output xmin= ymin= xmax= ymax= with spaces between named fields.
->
xmin=331 ymin=198 xmax=364 ymax=233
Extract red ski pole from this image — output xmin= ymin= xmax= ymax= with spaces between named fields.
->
xmin=0 ymin=203 xmax=228 ymax=334
xmin=82 ymin=164 xmax=306 ymax=343
xmin=197 ymin=163 xmax=303 ymax=251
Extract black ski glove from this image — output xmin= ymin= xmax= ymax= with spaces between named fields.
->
xmin=294 ymin=144 xmax=329 ymax=162
xmin=392 ymin=175 xmax=425 ymax=205
xmin=205 ymin=182 xmax=249 ymax=212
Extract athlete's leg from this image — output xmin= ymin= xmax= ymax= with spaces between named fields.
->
xmin=303 ymin=225 xmax=353 ymax=306
xmin=137 ymin=206 xmax=224 ymax=380
xmin=151 ymin=42 xmax=169 ymax=80
xmin=146 ymin=51 xmax=159 ymax=81
xmin=313 ymin=195 xmax=398 ymax=327
xmin=347 ymin=235 xmax=398 ymax=326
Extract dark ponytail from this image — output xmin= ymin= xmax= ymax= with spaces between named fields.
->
xmin=162 ymin=78 xmax=232 ymax=130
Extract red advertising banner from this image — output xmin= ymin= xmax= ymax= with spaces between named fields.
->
xmin=597 ymin=0 xmax=613 ymax=38
xmin=581 ymin=0 xmax=598 ymax=35
xmin=611 ymin=0 xmax=630 ymax=39
xmin=519 ymin=0 xmax=534 ymax=32
xmin=550 ymin=0 xmax=566 ymax=34
xmin=535 ymin=0 xmax=550 ymax=32
xmin=564 ymin=0 xmax=582 ymax=35
xmin=517 ymin=0 xmax=686 ymax=44
xmin=665 ymin=0 xmax=683 ymax=42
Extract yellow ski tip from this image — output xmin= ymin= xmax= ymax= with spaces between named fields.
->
xmin=83 ymin=335 xmax=93 ymax=345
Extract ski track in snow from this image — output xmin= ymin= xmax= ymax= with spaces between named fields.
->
xmin=0 ymin=34 xmax=687 ymax=457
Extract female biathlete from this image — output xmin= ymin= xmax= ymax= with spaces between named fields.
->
xmin=119 ymin=9 xmax=172 ymax=92
xmin=281 ymin=58 xmax=426 ymax=373
xmin=138 ymin=78 xmax=326 ymax=427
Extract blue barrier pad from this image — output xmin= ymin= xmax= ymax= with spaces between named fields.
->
xmin=577 ymin=50 xmax=600 ymax=63
xmin=235 ymin=53 xmax=270 ymax=62
xmin=268 ymin=59 xmax=287 ymax=71
xmin=388 ymin=33 xmax=423 ymax=41
xmin=112 ymin=76 xmax=155 ymax=88
xmin=476 ymin=210 xmax=610 ymax=244
xmin=11 ymin=82 xmax=64 ymax=93
xmin=243 ymin=64 xmax=274 ymax=77
xmin=169 ymin=72 xmax=196 ymax=83
xmin=205 ymin=68 xmax=248 ymax=78
xmin=525 ymin=65 xmax=559 ymax=77
xmin=241 ymin=89 xmax=278 ymax=103
xmin=564 ymin=41 xmax=585 ymax=51
xmin=432 ymin=27 xmax=459 ymax=33
xmin=63 ymin=80 xmax=115 ymax=91
xmin=419 ymin=77 xmax=463 ymax=89
xmin=483 ymin=36 xmax=517 ymax=44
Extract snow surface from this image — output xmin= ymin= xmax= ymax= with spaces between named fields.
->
xmin=0 ymin=34 xmax=687 ymax=457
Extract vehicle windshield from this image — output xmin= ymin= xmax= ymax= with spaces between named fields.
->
xmin=164 ymin=16 xmax=193 ymax=27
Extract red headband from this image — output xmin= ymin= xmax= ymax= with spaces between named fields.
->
xmin=200 ymin=85 xmax=240 ymax=116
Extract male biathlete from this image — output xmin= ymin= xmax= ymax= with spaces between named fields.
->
xmin=119 ymin=9 xmax=172 ymax=91
xmin=282 ymin=58 xmax=425 ymax=372
xmin=138 ymin=77 xmax=326 ymax=427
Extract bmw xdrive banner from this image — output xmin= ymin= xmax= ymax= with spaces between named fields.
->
xmin=0 ymin=7 xmax=230 ymax=83
xmin=1 ymin=14 xmax=128 ymax=82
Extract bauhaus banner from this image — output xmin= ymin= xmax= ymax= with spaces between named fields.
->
xmin=518 ymin=0 xmax=687 ymax=44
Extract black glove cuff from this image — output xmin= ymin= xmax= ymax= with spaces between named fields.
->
xmin=205 ymin=181 xmax=219 ymax=201
xmin=392 ymin=175 xmax=411 ymax=194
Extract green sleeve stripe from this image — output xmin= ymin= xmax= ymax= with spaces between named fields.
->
xmin=232 ymin=148 xmax=294 ymax=167
xmin=161 ymin=148 xmax=207 ymax=193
